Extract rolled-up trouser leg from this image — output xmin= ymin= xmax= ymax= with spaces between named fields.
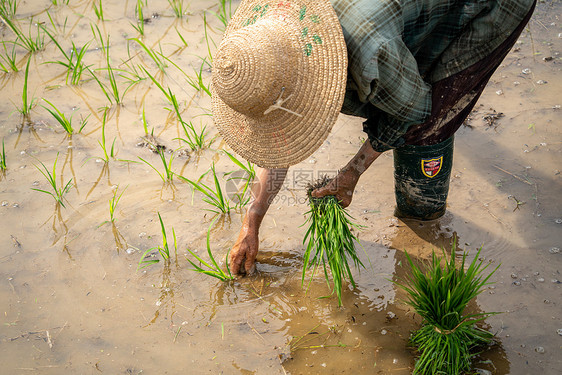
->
xmin=393 ymin=136 xmax=454 ymax=220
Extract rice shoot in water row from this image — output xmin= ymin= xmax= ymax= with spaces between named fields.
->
xmin=302 ymin=176 xmax=364 ymax=306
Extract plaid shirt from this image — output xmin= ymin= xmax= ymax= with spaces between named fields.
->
xmin=332 ymin=0 xmax=534 ymax=151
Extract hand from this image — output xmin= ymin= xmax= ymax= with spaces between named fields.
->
xmin=229 ymin=167 xmax=288 ymax=275
xmin=311 ymin=141 xmax=383 ymax=208
xmin=229 ymin=218 xmax=259 ymax=275
xmin=310 ymin=168 xmax=359 ymax=208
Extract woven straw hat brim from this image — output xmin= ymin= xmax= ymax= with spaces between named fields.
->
xmin=212 ymin=0 xmax=347 ymax=168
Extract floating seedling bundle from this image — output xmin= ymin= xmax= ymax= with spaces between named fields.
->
xmin=302 ymin=177 xmax=364 ymax=306
xmin=397 ymin=244 xmax=499 ymax=375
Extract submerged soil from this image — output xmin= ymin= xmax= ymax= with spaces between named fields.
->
xmin=0 ymin=0 xmax=560 ymax=374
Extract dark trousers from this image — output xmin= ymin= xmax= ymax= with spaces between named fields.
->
xmin=394 ymin=1 xmax=536 ymax=220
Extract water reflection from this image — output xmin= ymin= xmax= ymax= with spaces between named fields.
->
xmin=86 ymin=162 xmax=112 ymax=198
xmin=41 ymin=203 xmax=69 ymax=246
xmin=61 ymin=137 xmax=78 ymax=193
xmin=111 ymin=222 xmax=128 ymax=253
xmin=145 ymin=260 xmax=178 ymax=327
xmin=14 ymin=120 xmax=45 ymax=148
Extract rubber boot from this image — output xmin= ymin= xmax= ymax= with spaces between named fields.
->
xmin=393 ymin=136 xmax=454 ymax=220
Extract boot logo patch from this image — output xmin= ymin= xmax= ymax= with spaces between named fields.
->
xmin=421 ymin=156 xmax=443 ymax=178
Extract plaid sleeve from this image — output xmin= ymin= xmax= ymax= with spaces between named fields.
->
xmin=361 ymin=108 xmax=416 ymax=152
xmin=333 ymin=0 xmax=431 ymax=150
xmin=361 ymin=37 xmax=432 ymax=151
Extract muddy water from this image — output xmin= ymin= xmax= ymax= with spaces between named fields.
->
xmin=0 ymin=0 xmax=560 ymax=374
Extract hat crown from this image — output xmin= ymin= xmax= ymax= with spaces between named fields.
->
xmin=211 ymin=0 xmax=348 ymax=168
xmin=212 ymin=19 xmax=298 ymax=118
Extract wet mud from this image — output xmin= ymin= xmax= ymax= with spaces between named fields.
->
xmin=0 ymin=0 xmax=561 ymax=374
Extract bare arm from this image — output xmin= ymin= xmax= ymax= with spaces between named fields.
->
xmin=311 ymin=141 xmax=382 ymax=207
xmin=229 ymin=167 xmax=288 ymax=274
xmin=229 ymin=141 xmax=379 ymax=274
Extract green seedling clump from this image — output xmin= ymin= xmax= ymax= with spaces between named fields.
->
xmin=396 ymin=244 xmax=499 ymax=375
xmin=138 ymin=213 xmax=176 ymax=269
xmin=302 ymin=176 xmax=364 ymax=306
xmin=186 ymin=219 xmax=234 ymax=282
xmin=31 ymin=153 xmax=73 ymax=208
xmin=177 ymin=163 xmax=233 ymax=214
xmin=17 ymin=57 xmax=37 ymax=118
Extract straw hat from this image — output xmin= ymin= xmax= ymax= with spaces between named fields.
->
xmin=211 ymin=0 xmax=347 ymax=168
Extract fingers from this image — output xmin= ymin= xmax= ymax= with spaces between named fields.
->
xmin=311 ymin=183 xmax=352 ymax=208
xmin=339 ymin=197 xmax=351 ymax=209
xmin=229 ymin=235 xmax=258 ymax=275
xmin=231 ymin=252 xmax=255 ymax=276
xmin=244 ymin=257 xmax=256 ymax=276
xmin=311 ymin=183 xmax=338 ymax=198
xmin=229 ymin=249 xmax=244 ymax=275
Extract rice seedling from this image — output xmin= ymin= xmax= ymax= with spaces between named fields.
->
xmin=105 ymin=50 xmax=124 ymax=104
xmin=60 ymin=44 xmax=84 ymax=81
xmin=165 ymin=88 xmax=181 ymax=116
xmin=0 ymin=139 xmax=7 ymax=171
xmin=45 ymin=10 xmax=68 ymax=35
xmin=138 ymin=213 xmax=177 ymax=269
xmin=141 ymin=106 xmax=151 ymax=135
xmin=140 ymin=65 xmax=168 ymax=98
xmin=93 ymin=0 xmax=104 ymax=21
xmin=0 ymin=41 xmax=18 ymax=73
xmin=31 ymin=153 xmax=73 ymax=208
xmin=159 ymin=52 xmax=190 ymax=77
xmin=131 ymin=0 xmax=145 ymax=36
xmin=140 ymin=66 xmax=185 ymax=120
xmin=186 ymin=219 xmax=234 ymax=281
xmin=42 ymin=26 xmax=90 ymax=85
xmin=395 ymin=244 xmax=499 ymax=375
xmin=89 ymin=49 xmax=131 ymax=105
xmin=175 ymin=27 xmax=188 ymax=48
xmin=174 ymin=120 xmax=209 ymax=151
xmin=109 ymin=185 xmax=127 ymax=222
xmin=302 ymin=176 xmax=364 ymax=306
xmin=130 ymin=38 xmax=167 ymax=71
xmin=50 ymin=0 xmax=70 ymax=5
xmin=202 ymin=13 xmax=215 ymax=62
xmin=78 ymin=113 xmax=90 ymax=133
xmin=42 ymin=98 xmax=74 ymax=135
xmin=185 ymin=61 xmax=211 ymax=97
xmin=42 ymin=26 xmax=70 ymax=61
xmin=16 ymin=57 xmax=37 ymax=118
xmin=88 ymin=67 xmax=112 ymax=104
xmin=2 ymin=16 xmax=44 ymax=53
xmin=118 ymin=60 xmax=146 ymax=86
xmin=222 ymin=149 xmax=255 ymax=209
xmin=98 ymin=107 xmax=116 ymax=162
xmin=67 ymin=42 xmax=90 ymax=85
xmin=157 ymin=53 xmax=211 ymax=99
xmin=177 ymin=163 xmax=232 ymax=214
xmin=0 ymin=0 xmax=17 ymax=19
xmin=148 ymin=61 xmax=210 ymax=147
xmin=209 ymin=0 xmax=232 ymax=29
xmin=168 ymin=0 xmax=185 ymax=18
xmin=139 ymin=148 xmax=175 ymax=182
xmin=90 ymin=23 xmax=107 ymax=56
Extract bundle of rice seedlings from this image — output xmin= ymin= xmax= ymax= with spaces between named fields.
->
xmin=397 ymin=243 xmax=499 ymax=375
xmin=302 ymin=176 xmax=364 ymax=306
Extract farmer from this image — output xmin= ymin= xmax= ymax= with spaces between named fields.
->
xmin=211 ymin=0 xmax=536 ymax=274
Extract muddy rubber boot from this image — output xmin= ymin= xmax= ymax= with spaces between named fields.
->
xmin=393 ymin=136 xmax=454 ymax=220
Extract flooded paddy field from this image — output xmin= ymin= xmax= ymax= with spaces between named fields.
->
xmin=0 ymin=0 xmax=560 ymax=374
